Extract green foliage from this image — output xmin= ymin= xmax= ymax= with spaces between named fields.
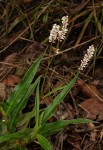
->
xmin=36 ymin=134 xmax=52 ymax=150
xmin=34 ymin=83 xmax=40 ymax=129
xmin=5 ymin=51 xmax=45 ymax=131
xmin=0 ymin=52 xmax=93 ymax=150
xmin=0 ymin=52 xmax=45 ymax=149
xmin=0 ymin=1 xmax=102 ymax=149
xmin=40 ymin=73 xmax=79 ymax=126
xmin=6 ymin=53 xmax=44 ymax=114
xmin=39 ymin=119 xmax=94 ymax=137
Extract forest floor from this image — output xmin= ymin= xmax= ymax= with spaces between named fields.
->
xmin=0 ymin=0 xmax=103 ymax=150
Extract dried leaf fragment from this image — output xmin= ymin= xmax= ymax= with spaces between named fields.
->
xmin=79 ymin=98 xmax=103 ymax=121
xmin=0 ymin=83 xmax=6 ymax=101
xmin=0 ymin=53 xmax=22 ymax=79
xmin=77 ymin=79 xmax=102 ymax=99
xmin=2 ymin=75 xmax=21 ymax=86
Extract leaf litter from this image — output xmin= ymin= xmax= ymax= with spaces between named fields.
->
xmin=0 ymin=1 xmax=103 ymax=150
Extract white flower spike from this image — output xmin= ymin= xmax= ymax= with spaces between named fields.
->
xmin=78 ymin=45 xmax=95 ymax=71
xmin=49 ymin=24 xmax=60 ymax=43
xmin=49 ymin=16 xmax=69 ymax=43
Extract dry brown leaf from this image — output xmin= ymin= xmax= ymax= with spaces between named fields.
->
xmin=95 ymin=68 xmax=103 ymax=79
xmin=4 ymin=53 xmax=21 ymax=64
xmin=0 ymin=30 xmax=26 ymax=49
xmin=67 ymin=135 xmax=81 ymax=150
xmin=0 ymin=53 xmax=22 ymax=80
xmin=2 ymin=75 xmax=21 ymax=86
xmin=77 ymin=79 xmax=102 ymax=98
xmin=0 ymin=83 xmax=6 ymax=101
xmin=79 ymin=98 xmax=103 ymax=121
xmin=25 ymin=41 xmax=45 ymax=61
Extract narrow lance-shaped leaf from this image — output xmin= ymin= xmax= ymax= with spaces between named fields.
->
xmin=40 ymin=73 xmax=79 ymax=126
xmin=36 ymin=134 xmax=52 ymax=150
xmin=9 ymin=76 xmax=41 ymax=130
xmin=43 ymin=85 xmax=66 ymax=98
xmin=0 ymin=128 xmax=32 ymax=143
xmin=16 ymin=108 xmax=35 ymax=129
xmin=6 ymin=51 xmax=45 ymax=115
xmin=34 ymin=82 xmax=40 ymax=128
xmin=40 ymin=118 xmax=95 ymax=137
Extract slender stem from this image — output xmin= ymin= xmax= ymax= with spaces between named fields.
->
xmin=41 ymin=43 xmax=54 ymax=95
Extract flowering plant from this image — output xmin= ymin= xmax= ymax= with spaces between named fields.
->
xmin=49 ymin=16 xmax=69 ymax=53
xmin=78 ymin=45 xmax=95 ymax=71
xmin=0 ymin=15 xmax=96 ymax=150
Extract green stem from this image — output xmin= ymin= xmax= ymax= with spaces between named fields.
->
xmin=41 ymin=43 xmax=54 ymax=95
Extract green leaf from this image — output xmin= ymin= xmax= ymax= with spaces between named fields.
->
xmin=36 ymin=134 xmax=52 ymax=150
xmin=0 ymin=128 xmax=32 ymax=143
xmin=40 ymin=73 xmax=79 ymax=126
xmin=43 ymin=12 xmax=49 ymax=23
xmin=9 ymin=76 xmax=41 ymax=130
xmin=35 ymin=82 xmax=40 ymax=128
xmin=43 ymin=85 xmax=66 ymax=99
xmin=6 ymin=51 xmax=45 ymax=115
xmin=17 ymin=107 xmax=35 ymax=129
xmin=40 ymin=119 xmax=93 ymax=137
xmin=0 ymin=121 xmax=7 ymax=135
xmin=14 ymin=146 xmax=27 ymax=150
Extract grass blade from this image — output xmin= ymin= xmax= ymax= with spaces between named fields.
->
xmin=0 ymin=128 xmax=32 ymax=143
xmin=40 ymin=73 xmax=79 ymax=126
xmin=40 ymin=119 xmax=94 ymax=137
xmin=9 ymin=76 xmax=41 ymax=130
xmin=36 ymin=134 xmax=52 ymax=150
xmin=6 ymin=51 xmax=45 ymax=115
xmin=35 ymin=82 xmax=40 ymax=128
xmin=43 ymin=85 xmax=66 ymax=99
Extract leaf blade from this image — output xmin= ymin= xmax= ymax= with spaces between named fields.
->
xmin=9 ymin=76 xmax=41 ymax=129
xmin=40 ymin=119 xmax=94 ymax=136
xmin=6 ymin=51 xmax=45 ymax=115
xmin=36 ymin=134 xmax=52 ymax=150
xmin=41 ymin=73 xmax=79 ymax=125
xmin=35 ymin=82 xmax=40 ymax=127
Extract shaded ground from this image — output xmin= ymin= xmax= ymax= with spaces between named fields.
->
xmin=0 ymin=0 xmax=103 ymax=150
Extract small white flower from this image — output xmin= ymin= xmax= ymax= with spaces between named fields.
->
xmin=62 ymin=16 xmax=69 ymax=30
xmin=78 ymin=45 xmax=95 ymax=71
xmin=57 ymin=30 xmax=65 ymax=41
xmin=49 ymin=24 xmax=60 ymax=43
xmin=49 ymin=16 xmax=69 ymax=43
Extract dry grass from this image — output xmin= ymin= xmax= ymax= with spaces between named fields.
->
xmin=0 ymin=0 xmax=103 ymax=150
